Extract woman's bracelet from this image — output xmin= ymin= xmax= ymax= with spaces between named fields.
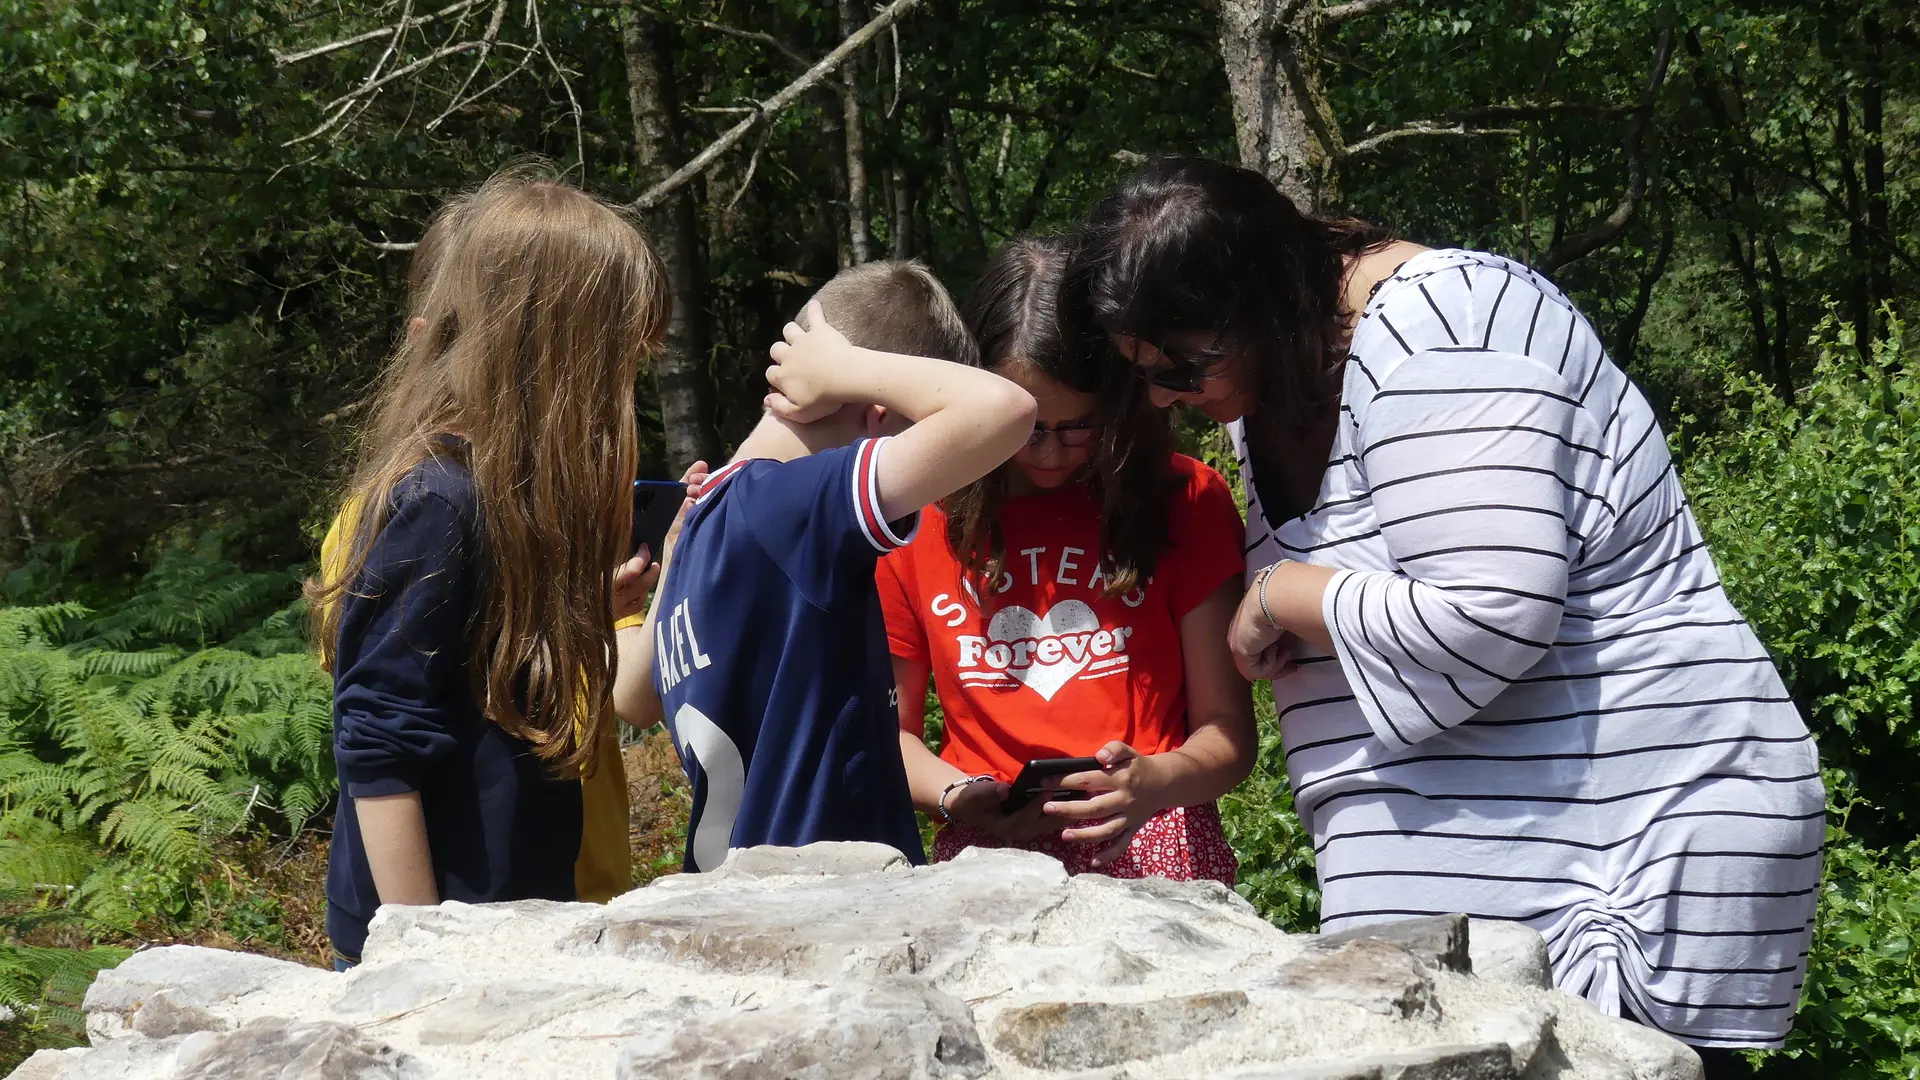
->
xmin=1256 ymin=561 xmax=1288 ymax=630
xmin=935 ymin=775 xmax=996 ymax=824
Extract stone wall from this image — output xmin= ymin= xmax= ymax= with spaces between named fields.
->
xmin=9 ymin=843 xmax=1701 ymax=1080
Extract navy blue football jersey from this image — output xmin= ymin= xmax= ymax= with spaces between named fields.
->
xmin=651 ymin=437 xmax=926 ymax=870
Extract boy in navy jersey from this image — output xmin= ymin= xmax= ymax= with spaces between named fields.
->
xmin=621 ymin=262 xmax=1036 ymax=869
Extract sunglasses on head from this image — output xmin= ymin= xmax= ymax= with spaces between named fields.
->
xmin=1026 ymin=419 xmax=1099 ymax=448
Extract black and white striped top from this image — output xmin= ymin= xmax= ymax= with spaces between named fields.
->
xmin=1235 ymin=248 xmax=1824 ymax=1048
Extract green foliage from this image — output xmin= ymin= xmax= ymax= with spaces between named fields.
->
xmin=1683 ymin=311 xmax=1920 ymax=838
xmin=1220 ymin=681 xmax=1320 ymax=934
xmin=1767 ymin=785 xmax=1920 ymax=1078
xmin=0 ymin=531 xmax=331 ymax=1051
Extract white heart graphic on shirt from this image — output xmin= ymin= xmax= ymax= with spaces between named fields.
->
xmin=986 ymin=600 xmax=1100 ymax=702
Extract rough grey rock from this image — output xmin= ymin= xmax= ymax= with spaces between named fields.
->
xmin=996 ymin=941 xmax=1157 ymax=992
xmin=616 ymin=978 xmax=988 ymax=1080
xmin=172 ymin=1017 xmax=427 ymax=1080
xmin=414 ymin=980 xmax=617 ymax=1046
xmin=83 ymin=946 xmax=328 ymax=1043
xmin=1265 ymin=938 xmax=1439 ymax=1020
xmin=29 ymin=843 xmax=1707 ymax=1080
xmin=127 ymin=989 xmax=231 ymax=1039
xmin=990 ymin=991 xmax=1247 ymax=1070
xmin=566 ymin=846 xmax=1070 ymax=982
xmin=1215 ymin=1042 xmax=1519 ymax=1079
xmin=1469 ymin=1003 xmax=1554 ymax=1076
xmin=1316 ymin=915 xmax=1471 ymax=975
xmin=329 ymin=959 xmax=460 ymax=1018
xmin=1465 ymin=920 xmax=1554 ymax=990
xmin=708 ymin=841 xmax=911 ymax=880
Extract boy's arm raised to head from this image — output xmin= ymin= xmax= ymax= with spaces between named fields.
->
xmin=768 ymin=302 xmax=1036 ymax=523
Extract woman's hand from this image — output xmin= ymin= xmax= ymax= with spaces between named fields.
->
xmin=942 ymin=778 xmax=1059 ymax=843
xmin=1045 ymin=742 xmax=1170 ymax=867
xmin=766 ymin=300 xmax=853 ymax=423
xmin=1229 ymin=574 xmax=1299 ymax=682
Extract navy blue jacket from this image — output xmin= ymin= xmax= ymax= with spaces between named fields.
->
xmin=325 ymin=455 xmax=580 ymax=959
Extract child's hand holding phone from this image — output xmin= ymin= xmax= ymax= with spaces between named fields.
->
xmin=941 ymin=776 xmax=1061 ymax=844
xmin=1041 ymin=742 xmax=1171 ymax=868
xmin=611 ymin=460 xmax=709 ymax=622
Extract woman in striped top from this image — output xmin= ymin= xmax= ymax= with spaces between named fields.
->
xmin=1075 ymin=157 xmax=1823 ymax=1067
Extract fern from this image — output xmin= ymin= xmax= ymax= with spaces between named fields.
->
xmin=0 ymin=539 xmax=336 ymax=928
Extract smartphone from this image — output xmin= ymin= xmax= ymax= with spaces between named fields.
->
xmin=1000 ymin=756 xmax=1103 ymax=814
xmin=631 ymin=479 xmax=689 ymax=558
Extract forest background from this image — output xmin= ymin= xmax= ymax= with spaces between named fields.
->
xmin=1 ymin=0 xmax=1917 ymax=1073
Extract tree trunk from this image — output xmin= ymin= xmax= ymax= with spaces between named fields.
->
xmin=1216 ymin=0 xmax=1341 ymax=213
xmin=838 ymin=0 xmax=873 ymax=264
xmin=1614 ymin=215 xmax=1673 ymax=371
xmin=889 ymin=165 xmax=914 ymax=259
xmin=621 ymin=10 xmax=720 ymax=468
xmin=1862 ymin=19 xmax=1887 ymax=345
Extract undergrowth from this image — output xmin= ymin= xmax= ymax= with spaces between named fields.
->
xmin=0 ymin=526 xmax=332 ymax=1057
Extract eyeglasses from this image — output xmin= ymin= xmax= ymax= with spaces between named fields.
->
xmin=1136 ymin=359 xmax=1231 ymax=395
xmin=1131 ymin=337 xmax=1235 ymax=395
xmin=1026 ymin=420 xmax=1099 ymax=448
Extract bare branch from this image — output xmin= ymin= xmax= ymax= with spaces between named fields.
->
xmin=1540 ymin=27 xmax=1675 ymax=272
xmin=633 ymin=0 xmax=925 ymax=212
xmin=284 ymin=38 xmax=486 ymax=145
xmin=273 ymin=0 xmax=485 ymax=66
xmin=633 ymin=5 xmax=817 ymax=74
xmin=726 ymin=126 xmax=773 ymax=213
xmin=427 ymin=0 xmax=512 ymax=130
xmin=1342 ymin=121 xmax=1521 ymax=158
xmin=370 ymin=240 xmax=419 ymax=251
xmin=1321 ymin=0 xmax=1403 ymax=26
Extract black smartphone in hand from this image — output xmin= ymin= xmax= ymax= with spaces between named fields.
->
xmin=1000 ymin=756 xmax=1103 ymax=814
xmin=631 ymin=479 xmax=689 ymax=558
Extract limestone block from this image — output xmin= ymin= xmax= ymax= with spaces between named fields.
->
xmin=83 ymin=946 xmax=328 ymax=1043
xmin=1467 ymin=1002 xmax=1556 ymax=1076
xmin=127 ymin=989 xmax=231 ymax=1039
xmin=1214 ymin=1042 xmax=1518 ymax=1079
xmin=36 ymin=842 xmax=1728 ymax=1080
xmin=413 ymin=981 xmax=617 ymax=1045
xmin=568 ymin=847 xmax=1069 ymax=982
xmin=1264 ymin=938 xmax=1439 ymax=1020
xmin=3 ymin=1050 xmax=88 ymax=1080
xmin=1465 ymin=920 xmax=1553 ymax=990
xmin=995 ymin=941 xmax=1157 ymax=992
xmin=329 ymin=960 xmax=460 ymax=1018
xmin=171 ymin=1017 xmax=427 ymax=1080
xmin=1315 ymin=915 xmax=1472 ymax=975
xmin=615 ymin=977 xmax=989 ymax=1080
xmin=710 ymin=841 xmax=912 ymax=879
xmin=989 ymin=991 xmax=1247 ymax=1070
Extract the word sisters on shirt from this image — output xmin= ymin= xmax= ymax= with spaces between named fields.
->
xmin=651 ymin=437 xmax=927 ymax=872
xmin=877 ymin=454 xmax=1245 ymax=784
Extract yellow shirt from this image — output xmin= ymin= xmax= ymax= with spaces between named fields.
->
xmin=319 ymin=502 xmax=631 ymax=904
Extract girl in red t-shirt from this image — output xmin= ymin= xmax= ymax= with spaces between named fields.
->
xmin=877 ymin=237 xmax=1255 ymax=885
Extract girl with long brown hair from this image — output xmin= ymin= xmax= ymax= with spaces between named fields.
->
xmin=877 ymin=236 xmax=1255 ymax=884
xmin=311 ymin=168 xmax=667 ymax=969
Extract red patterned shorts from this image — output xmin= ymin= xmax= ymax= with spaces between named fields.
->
xmin=932 ymin=802 xmax=1238 ymax=887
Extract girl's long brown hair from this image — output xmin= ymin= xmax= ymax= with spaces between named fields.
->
xmin=946 ymin=236 xmax=1174 ymax=607
xmin=312 ymin=166 xmax=669 ymax=779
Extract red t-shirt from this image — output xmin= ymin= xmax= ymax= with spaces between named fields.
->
xmin=877 ymin=454 xmax=1245 ymax=782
